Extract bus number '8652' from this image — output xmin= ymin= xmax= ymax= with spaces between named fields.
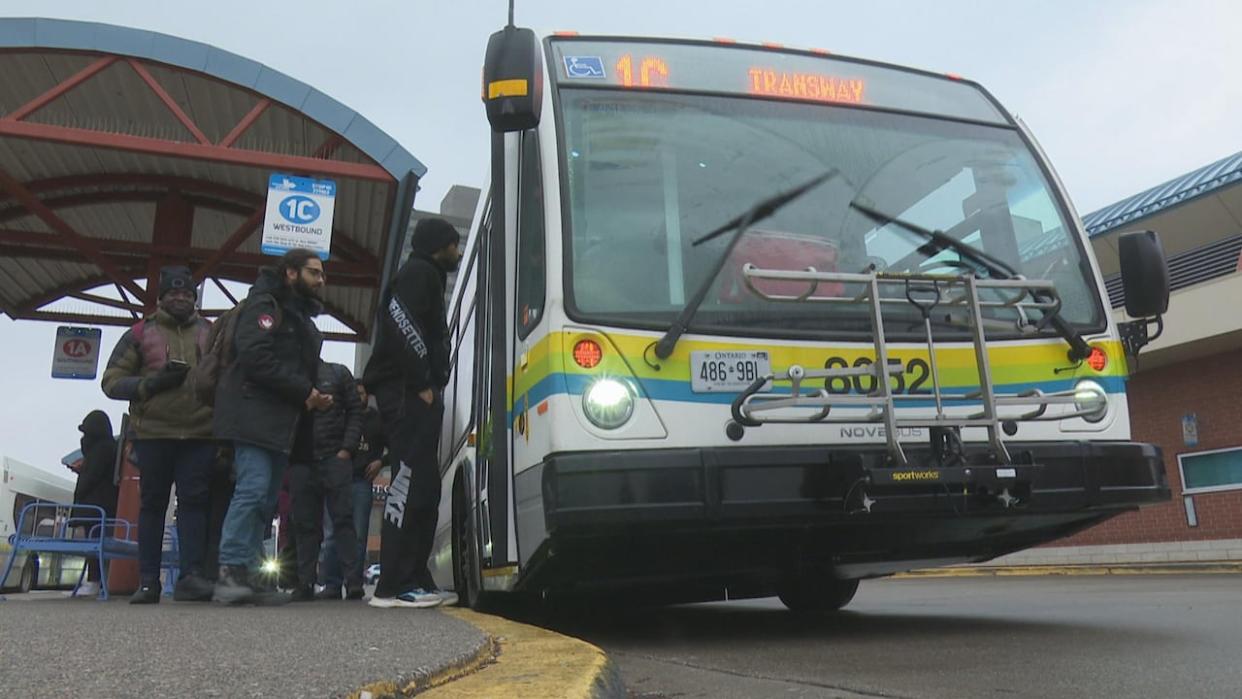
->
xmin=824 ymin=356 xmax=932 ymax=395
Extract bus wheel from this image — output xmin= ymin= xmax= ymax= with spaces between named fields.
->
xmin=777 ymin=574 xmax=859 ymax=613
xmin=452 ymin=478 xmax=484 ymax=610
xmin=19 ymin=558 xmax=37 ymax=594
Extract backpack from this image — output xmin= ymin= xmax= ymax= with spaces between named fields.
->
xmin=188 ymin=294 xmax=280 ymax=406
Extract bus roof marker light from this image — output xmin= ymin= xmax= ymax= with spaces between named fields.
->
xmin=946 ymin=72 xmax=963 ymax=81
xmin=554 ymin=30 xmax=579 ymax=36
xmin=713 ymin=37 xmax=737 ymax=44
xmin=1087 ymin=347 xmax=1108 ymax=372
xmin=583 ymin=378 xmax=635 ymax=429
xmin=573 ymin=339 xmax=604 ymax=369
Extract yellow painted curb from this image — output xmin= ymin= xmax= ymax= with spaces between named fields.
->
xmin=347 ymin=634 xmax=498 ymax=699
xmin=893 ymin=562 xmax=1242 ymax=578
xmin=423 ymin=608 xmax=623 ymax=698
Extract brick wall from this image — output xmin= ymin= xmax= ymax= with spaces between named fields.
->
xmin=1051 ymin=347 xmax=1242 ymax=547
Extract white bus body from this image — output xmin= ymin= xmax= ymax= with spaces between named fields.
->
xmin=427 ymin=33 xmax=1169 ymax=609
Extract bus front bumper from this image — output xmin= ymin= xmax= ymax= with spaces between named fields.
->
xmin=530 ymin=441 xmax=1169 ymax=583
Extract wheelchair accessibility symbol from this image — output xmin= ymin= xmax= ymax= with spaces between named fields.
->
xmin=563 ymin=56 xmax=606 ymax=79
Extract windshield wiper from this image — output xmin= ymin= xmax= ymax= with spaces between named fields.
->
xmin=653 ymin=169 xmax=840 ymax=360
xmin=849 ymin=200 xmax=1091 ymax=362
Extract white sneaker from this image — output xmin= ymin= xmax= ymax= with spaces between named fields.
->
xmin=75 ymin=581 xmax=100 ymax=598
xmin=369 ymin=588 xmax=442 ymax=609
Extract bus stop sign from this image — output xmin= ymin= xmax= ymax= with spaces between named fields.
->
xmin=52 ymin=326 xmax=102 ymax=380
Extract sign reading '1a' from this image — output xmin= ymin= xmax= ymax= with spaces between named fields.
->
xmin=261 ymin=173 xmax=336 ymax=260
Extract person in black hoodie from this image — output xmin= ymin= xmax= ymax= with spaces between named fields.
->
xmin=288 ymin=360 xmax=365 ymax=601
xmin=211 ymin=248 xmax=328 ymax=605
xmin=363 ymin=217 xmax=460 ymax=608
xmin=73 ymin=410 xmax=119 ymax=596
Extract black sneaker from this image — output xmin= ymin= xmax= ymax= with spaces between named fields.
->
xmin=173 ymin=573 xmax=215 ymax=602
xmin=315 ymin=586 xmax=343 ymax=601
xmin=250 ymin=576 xmax=292 ymax=606
xmin=345 ymin=584 xmax=365 ymax=601
xmin=129 ymin=581 xmax=161 ymax=605
xmin=212 ymin=565 xmax=254 ymax=605
xmin=290 ymin=585 xmax=316 ymax=602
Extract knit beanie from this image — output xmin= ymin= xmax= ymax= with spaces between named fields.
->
xmin=158 ymin=265 xmax=195 ymax=299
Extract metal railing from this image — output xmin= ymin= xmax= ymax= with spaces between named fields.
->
xmin=731 ymin=265 xmax=1104 ymax=466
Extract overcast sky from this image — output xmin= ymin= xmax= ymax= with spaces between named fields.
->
xmin=1 ymin=0 xmax=1240 ymax=476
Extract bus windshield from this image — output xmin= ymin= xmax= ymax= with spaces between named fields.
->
xmin=560 ymin=89 xmax=1104 ymax=339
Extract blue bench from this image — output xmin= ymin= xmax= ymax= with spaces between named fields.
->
xmin=1 ymin=502 xmax=136 ymax=601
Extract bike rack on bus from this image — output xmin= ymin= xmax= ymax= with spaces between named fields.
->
xmin=730 ymin=264 xmax=1106 ymax=467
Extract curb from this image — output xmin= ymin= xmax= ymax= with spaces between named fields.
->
xmin=348 ymin=633 xmax=498 ymax=699
xmin=893 ymin=561 xmax=1242 ymax=578
xmin=423 ymin=608 xmax=624 ymax=698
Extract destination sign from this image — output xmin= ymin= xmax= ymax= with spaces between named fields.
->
xmin=550 ymin=39 xmax=1006 ymax=123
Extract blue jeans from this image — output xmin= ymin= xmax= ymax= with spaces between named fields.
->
xmin=218 ymin=442 xmax=288 ymax=570
xmin=319 ymin=478 xmax=373 ymax=588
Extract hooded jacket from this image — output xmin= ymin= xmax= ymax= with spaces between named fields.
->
xmin=73 ymin=410 xmax=119 ymax=517
xmin=362 ymin=253 xmax=451 ymax=395
xmin=101 ymin=309 xmax=213 ymax=440
xmin=212 ymin=267 xmax=324 ymax=455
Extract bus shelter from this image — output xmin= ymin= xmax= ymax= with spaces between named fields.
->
xmin=0 ymin=18 xmax=426 ymax=341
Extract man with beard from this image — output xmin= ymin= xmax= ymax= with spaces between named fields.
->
xmin=364 ymin=217 xmax=461 ymax=609
xmin=102 ymin=265 xmax=215 ymax=604
xmin=212 ymin=248 xmax=329 ymax=605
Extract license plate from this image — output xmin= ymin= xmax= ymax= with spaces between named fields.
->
xmin=690 ymin=350 xmax=771 ymax=393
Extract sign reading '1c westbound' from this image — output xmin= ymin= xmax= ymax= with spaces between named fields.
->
xmin=261 ymin=173 xmax=336 ymax=260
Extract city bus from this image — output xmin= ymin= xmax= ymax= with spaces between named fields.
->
xmin=427 ymin=26 xmax=1172 ymax=611
xmin=1 ymin=456 xmax=86 ymax=592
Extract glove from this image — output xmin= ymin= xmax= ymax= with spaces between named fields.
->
xmin=142 ymin=362 xmax=189 ymax=396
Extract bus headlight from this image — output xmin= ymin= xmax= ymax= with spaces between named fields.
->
xmin=1073 ymin=380 xmax=1108 ymax=423
xmin=583 ymin=378 xmax=635 ymax=429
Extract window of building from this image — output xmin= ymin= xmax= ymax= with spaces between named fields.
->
xmin=1177 ymin=447 xmax=1242 ymax=494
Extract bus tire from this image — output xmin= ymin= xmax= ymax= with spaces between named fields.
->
xmin=452 ymin=477 xmax=485 ymax=610
xmin=19 ymin=558 xmax=37 ymax=594
xmin=777 ymin=575 xmax=859 ymax=613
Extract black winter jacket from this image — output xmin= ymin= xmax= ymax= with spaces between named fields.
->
xmin=74 ymin=410 xmax=119 ymax=518
xmin=213 ymin=268 xmax=324 ymax=455
xmin=352 ymin=407 xmax=388 ymax=480
xmin=363 ymin=254 xmax=450 ymax=395
xmin=311 ymin=362 xmax=365 ymax=462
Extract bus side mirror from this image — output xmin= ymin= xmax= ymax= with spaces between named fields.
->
xmin=1117 ymin=230 xmax=1169 ymax=357
xmin=1119 ymin=230 xmax=1169 ymax=318
xmin=482 ymin=26 xmax=543 ymax=133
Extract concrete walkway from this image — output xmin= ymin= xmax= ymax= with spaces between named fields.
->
xmin=0 ymin=594 xmax=486 ymax=698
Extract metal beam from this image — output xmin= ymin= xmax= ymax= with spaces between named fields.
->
xmin=0 ymin=175 xmax=384 ymax=265
xmin=127 ymin=59 xmax=211 ymax=145
xmin=0 ymin=169 xmax=146 ymax=299
xmin=191 ymin=208 xmax=265 ymax=282
xmin=68 ymin=291 xmax=143 ymax=313
xmin=16 ymin=309 xmax=363 ymax=343
xmin=211 ymin=276 xmax=239 ymax=305
xmin=0 ymin=119 xmax=393 ymax=182
xmin=219 ymin=98 xmax=271 ymax=148
xmin=3 ymin=56 xmax=119 ymax=122
xmin=0 ymin=236 xmax=378 ymax=284
xmin=1 ymin=173 xmax=265 ymax=205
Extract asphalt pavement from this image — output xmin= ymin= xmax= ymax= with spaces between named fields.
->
xmin=0 ymin=593 xmax=486 ymax=698
xmin=533 ymin=574 xmax=1242 ymax=699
